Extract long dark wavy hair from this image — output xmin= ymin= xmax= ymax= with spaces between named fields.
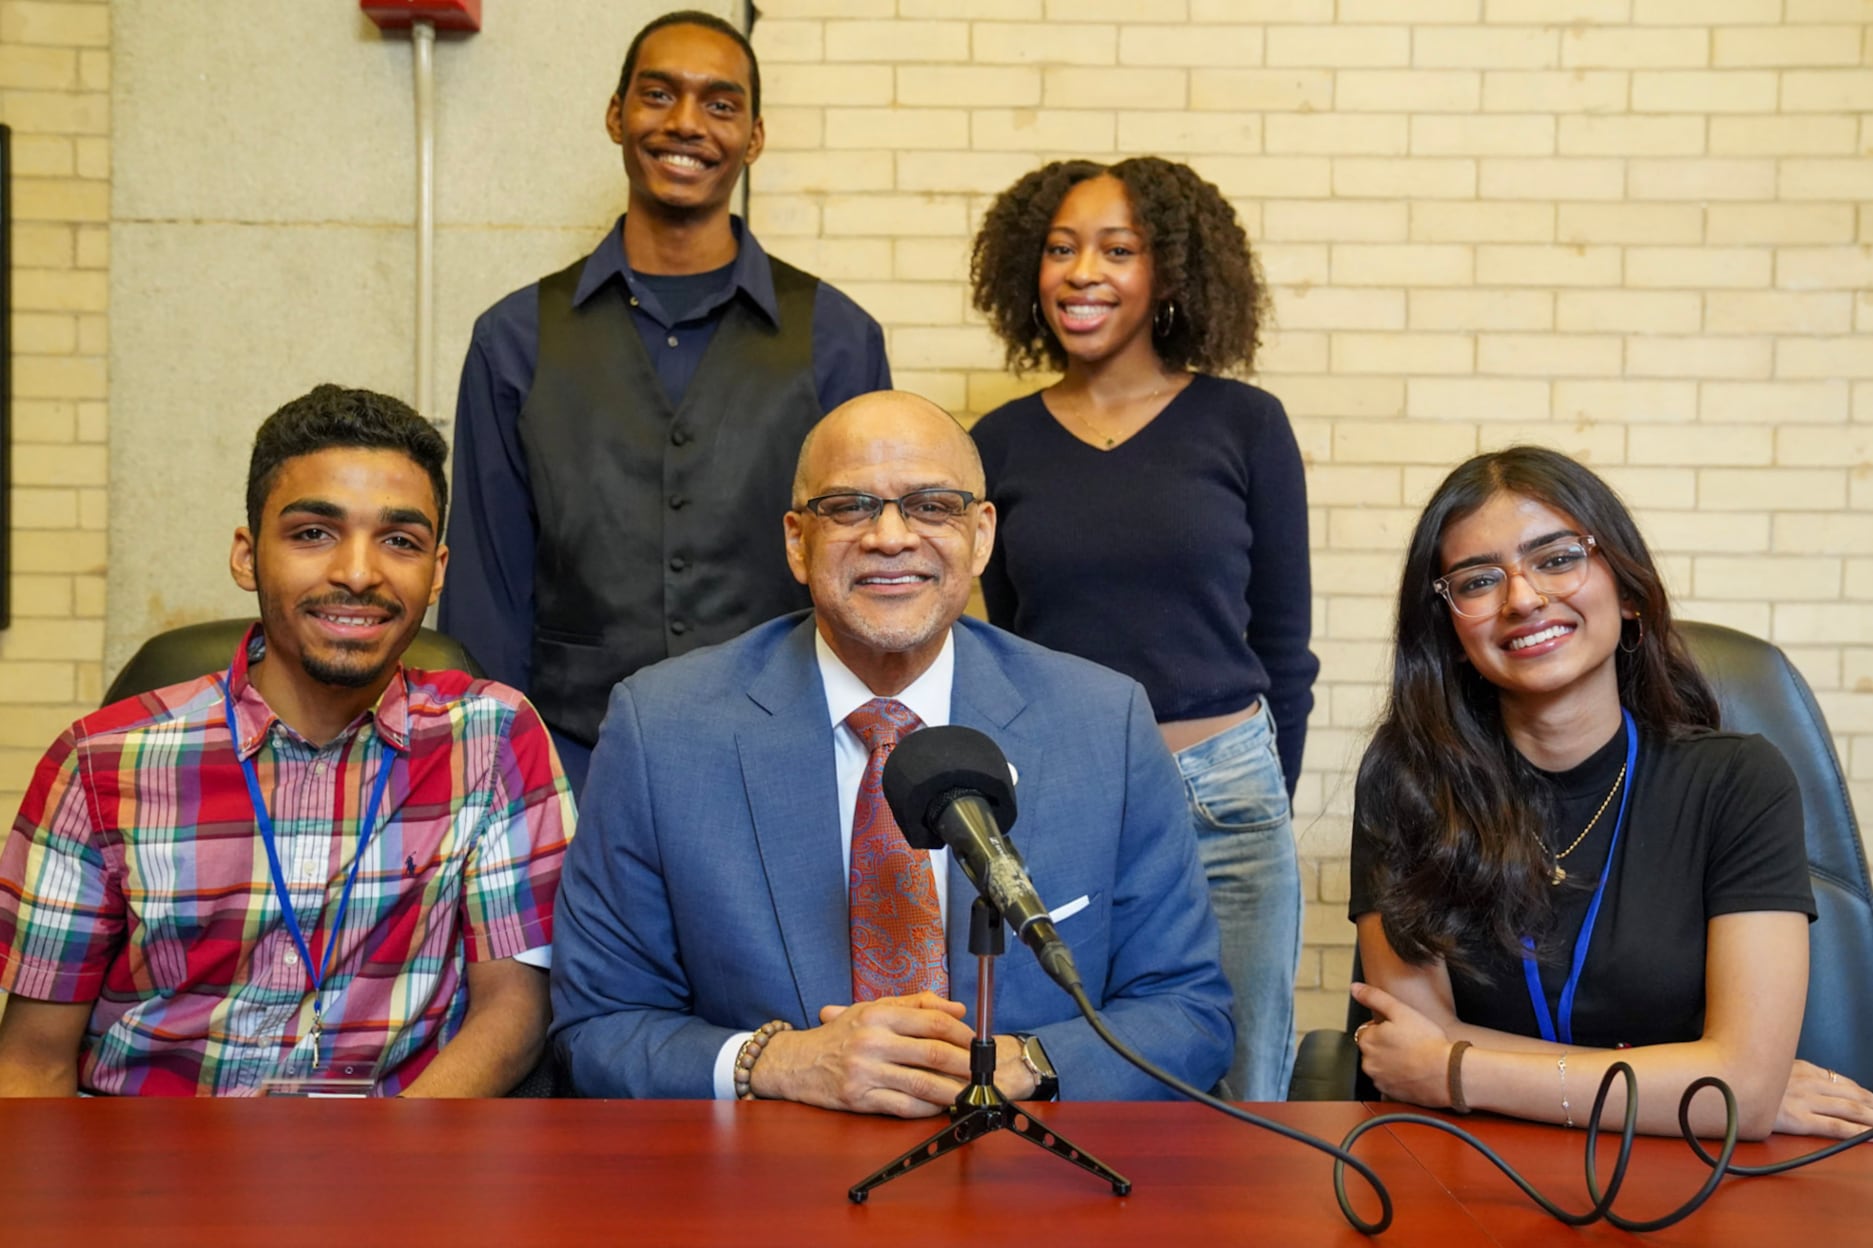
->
xmin=1358 ymin=446 xmax=1720 ymax=976
xmin=969 ymin=157 xmax=1269 ymax=376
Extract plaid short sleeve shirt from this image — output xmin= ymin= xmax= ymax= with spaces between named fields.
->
xmin=0 ymin=627 xmax=575 ymax=1096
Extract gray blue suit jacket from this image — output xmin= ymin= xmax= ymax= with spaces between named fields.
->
xmin=550 ymin=613 xmax=1232 ymax=1099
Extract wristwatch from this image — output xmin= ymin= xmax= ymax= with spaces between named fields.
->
xmin=1015 ymin=1033 xmax=1059 ymax=1101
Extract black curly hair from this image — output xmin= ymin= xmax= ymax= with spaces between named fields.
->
xmin=247 ymin=384 xmax=449 ymax=535
xmin=970 ymin=157 xmax=1269 ymax=376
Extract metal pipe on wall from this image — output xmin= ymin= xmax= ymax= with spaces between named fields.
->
xmin=412 ymin=18 xmax=436 ymax=421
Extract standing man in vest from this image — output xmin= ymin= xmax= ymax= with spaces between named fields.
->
xmin=441 ymin=10 xmax=891 ymax=794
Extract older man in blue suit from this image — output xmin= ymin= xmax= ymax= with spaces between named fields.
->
xmin=551 ymin=391 xmax=1231 ymax=1115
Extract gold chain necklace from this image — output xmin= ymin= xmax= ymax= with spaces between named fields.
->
xmin=1056 ymin=381 xmax=1170 ymax=449
xmin=1548 ymin=760 xmax=1626 ymax=885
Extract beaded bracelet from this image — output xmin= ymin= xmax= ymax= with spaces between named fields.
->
xmin=734 ymin=1019 xmax=794 ymax=1101
xmin=1446 ymin=1040 xmax=1474 ymax=1114
xmin=1557 ymin=1053 xmax=1574 ymax=1129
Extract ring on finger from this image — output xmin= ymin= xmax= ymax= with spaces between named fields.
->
xmin=1829 ymin=1069 xmax=1840 ymax=1084
xmin=1352 ymin=1022 xmax=1373 ymax=1045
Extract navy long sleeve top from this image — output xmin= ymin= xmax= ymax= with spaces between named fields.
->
xmin=971 ymin=375 xmax=1318 ymax=794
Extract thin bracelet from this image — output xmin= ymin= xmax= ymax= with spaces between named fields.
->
xmin=1446 ymin=1040 xmax=1474 ymax=1114
xmin=1557 ymin=1053 xmax=1573 ymax=1128
xmin=733 ymin=1019 xmax=794 ymax=1101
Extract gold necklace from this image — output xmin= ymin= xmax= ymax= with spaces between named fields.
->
xmin=1057 ymin=380 xmax=1170 ymax=449
xmin=1548 ymin=760 xmax=1626 ymax=885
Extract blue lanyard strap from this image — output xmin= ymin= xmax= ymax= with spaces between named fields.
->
xmin=1521 ymin=707 xmax=1639 ymax=1047
xmin=223 ymin=672 xmax=395 ymax=1046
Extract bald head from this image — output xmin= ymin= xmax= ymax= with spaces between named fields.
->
xmin=782 ymin=390 xmax=996 ymax=695
xmin=792 ymin=391 xmax=985 ymax=506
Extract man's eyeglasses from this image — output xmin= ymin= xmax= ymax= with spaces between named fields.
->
xmin=794 ymin=489 xmax=978 ymax=533
xmin=1433 ymin=535 xmax=1599 ymax=619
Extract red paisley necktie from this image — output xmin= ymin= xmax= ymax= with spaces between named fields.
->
xmin=845 ymin=698 xmax=948 ymax=1002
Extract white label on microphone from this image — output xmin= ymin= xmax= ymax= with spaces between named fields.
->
xmin=1048 ymin=894 xmax=1090 ymax=924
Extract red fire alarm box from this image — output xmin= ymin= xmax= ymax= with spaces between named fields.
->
xmin=360 ymin=0 xmax=481 ymax=33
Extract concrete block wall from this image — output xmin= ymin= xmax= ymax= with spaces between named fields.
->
xmin=744 ymin=0 xmax=1873 ymax=1037
xmin=101 ymin=0 xmax=695 ymax=688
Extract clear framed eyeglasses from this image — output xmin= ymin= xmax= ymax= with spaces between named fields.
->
xmin=1433 ymin=535 xmax=1599 ymax=619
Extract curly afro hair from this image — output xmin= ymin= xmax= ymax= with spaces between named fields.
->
xmin=970 ymin=157 xmax=1269 ymax=377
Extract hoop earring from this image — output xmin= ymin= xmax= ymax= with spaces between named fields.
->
xmin=1032 ymin=300 xmax=1046 ymax=335
xmin=1619 ymin=616 xmax=1644 ymax=655
xmin=1153 ymin=300 xmax=1177 ymax=338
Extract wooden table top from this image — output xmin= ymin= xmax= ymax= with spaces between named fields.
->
xmin=0 ymin=1098 xmax=1487 ymax=1247
xmin=1 ymin=1097 xmax=1865 ymax=1246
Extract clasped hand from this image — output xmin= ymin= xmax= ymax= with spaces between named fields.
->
xmin=1348 ymin=982 xmax=1455 ymax=1108
xmin=749 ymin=990 xmax=1037 ymax=1117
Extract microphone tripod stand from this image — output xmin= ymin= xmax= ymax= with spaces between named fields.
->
xmin=847 ymin=896 xmax=1131 ymax=1203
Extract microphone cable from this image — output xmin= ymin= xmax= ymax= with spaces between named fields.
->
xmin=1062 ymin=982 xmax=1873 ymax=1235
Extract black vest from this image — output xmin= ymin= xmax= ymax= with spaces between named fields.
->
xmin=520 ymin=254 xmax=822 ymax=746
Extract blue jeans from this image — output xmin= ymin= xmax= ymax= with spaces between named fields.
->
xmin=1175 ymin=704 xmax=1302 ymax=1101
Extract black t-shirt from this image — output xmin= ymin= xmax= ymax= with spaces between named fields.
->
xmin=1349 ymin=723 xmax=1814 ymax=1048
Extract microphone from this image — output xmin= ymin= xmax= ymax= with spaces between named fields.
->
xmin=881 ymin=725 xmax=1082 ymax=992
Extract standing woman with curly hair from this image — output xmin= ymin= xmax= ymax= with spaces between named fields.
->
xmin=969 ymin=158 xmax=1317 ymax=1100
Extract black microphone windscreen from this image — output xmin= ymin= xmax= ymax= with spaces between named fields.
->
xmin=881 ymin=724 xmax=1019 ymax=849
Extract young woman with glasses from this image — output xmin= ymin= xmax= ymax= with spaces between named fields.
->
xmin=1348 ymin=445 xmax=1872 ymax=1138
xmin=968 ymin=157 xmax=1317 ymax=1101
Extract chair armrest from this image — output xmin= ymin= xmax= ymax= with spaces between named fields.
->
xmin=1288 ymin=1029 xmax=1361 ymax=1101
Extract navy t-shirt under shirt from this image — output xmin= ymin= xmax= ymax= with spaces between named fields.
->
xmin=971 ymin=374 xmax=1318 ymax=792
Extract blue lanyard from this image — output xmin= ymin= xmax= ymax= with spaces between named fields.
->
xmin=1520 ymin=708 xmax=1638 ymax=1046
xmin=222 ymin=670 xmax=394 ymax=1048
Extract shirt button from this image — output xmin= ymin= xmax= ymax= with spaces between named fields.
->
xmin=670 ymin=620 xmax=689 ymax=636
xmin=671 ymin=428 xmax=690 ymax=447
xmin=629 ymin=296 xmax=640 ymax=307
xmin=284 ymin=951 xmax=299 ymax=966
xmin=668 ymin=494 xmax=688 ymax=510
xmin=666 ymin=334 xmax=679 ymax=348
xmin=669 ymin=556 xmax=688 ymax=572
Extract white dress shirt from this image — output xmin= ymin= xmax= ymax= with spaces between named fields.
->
xmin=710 ymin=629 xmax=957 ymax=1099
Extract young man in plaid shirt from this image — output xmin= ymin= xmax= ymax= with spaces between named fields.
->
xmin=0 ymin=385 xmax=575 ymax=1097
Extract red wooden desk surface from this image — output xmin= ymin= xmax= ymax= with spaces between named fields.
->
xmin=0 ymin=1098 xmax=1492 ymax=1247
xmin=1368 ymin=1104 xmax=1873 ymax=1247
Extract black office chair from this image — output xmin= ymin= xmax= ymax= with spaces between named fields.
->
xmin=101 ymin=619 xmax=564 ymax=1097
xmin=1289 ymin=620 xmax=1873 ymax=1099
xmin=104 ymin=618 xmax=484 ymax=705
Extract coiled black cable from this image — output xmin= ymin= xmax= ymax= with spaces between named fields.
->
xmin=1681 ymin=1108 xmax=1873 ymax=1178
xmin=1333 ymin=1067 xmax=1739 ymax=1234
xmin=1068 ymin=985 xmax=1872 ymax=1235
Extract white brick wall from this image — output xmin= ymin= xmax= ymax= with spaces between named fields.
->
xmin=750 ymin=1 xmax=1873 ymax=1038
xmin=0 ymin=0 xmax=108 ymax=823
